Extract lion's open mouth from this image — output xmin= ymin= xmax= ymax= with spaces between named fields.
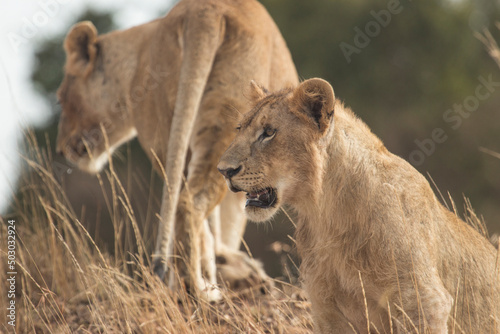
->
xmin=245 ymin=188 xmax=277 ymax=208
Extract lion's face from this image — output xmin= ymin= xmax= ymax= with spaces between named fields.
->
xmin=56 ymin=21 xmax=136 ymax=174
xmin=218 ymin=79 xmax=335 ymax=222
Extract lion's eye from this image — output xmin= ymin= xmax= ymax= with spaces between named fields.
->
xmin=259 ymin=127 xmax=276 ymax=141
xmin=236 ymin=125 xmax=241 ymax=131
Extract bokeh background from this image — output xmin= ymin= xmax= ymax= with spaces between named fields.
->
xmin=2 ymin=0 xmax=500 ymax=277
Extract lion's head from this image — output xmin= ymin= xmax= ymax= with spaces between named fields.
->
xmin=56 ymin=21 xmax=136 ymax=173
xmin=218 ymin=78 xmax=335 ymax=222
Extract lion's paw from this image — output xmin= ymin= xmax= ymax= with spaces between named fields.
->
xmin=215 ymin=249 xmax=273 ymax=294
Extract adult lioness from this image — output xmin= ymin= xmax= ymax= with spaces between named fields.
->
xmin=56 ymin=0 xmax=298 ymax=301
xmin=218 ymin=78 xmax=500 ymax=333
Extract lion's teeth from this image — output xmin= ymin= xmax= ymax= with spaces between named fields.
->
xmin=247 ymin=189 xmax=270 ymax=200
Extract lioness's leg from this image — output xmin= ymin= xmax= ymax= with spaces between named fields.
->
xmin=201 ymin=192 xmax=272 ymax=291
xmin=168 ymin=118 xmax=234 ymax=301
xmin=168 ymin=187 xmax=221 ymax=301
xmin=152 ymin=8 xmax=224 ymax=283
xmin=219 ymin=191 xmax=246 ymax=251
xmin=216 ymin=191 xmax=272 ymax=291
xmin=208 ymin=203 xmax=222 ymax=250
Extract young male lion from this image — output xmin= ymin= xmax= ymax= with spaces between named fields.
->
xmin=56 ymin=0 xmax=298 ymax=301
xmin=218 ymin=78 xmax=500 ymax=333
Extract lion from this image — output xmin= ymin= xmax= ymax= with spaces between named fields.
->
xmin=218 ymin=78 xmax=500 ymax=333
xmin=56 ymin=0 xmax=298 ymax=301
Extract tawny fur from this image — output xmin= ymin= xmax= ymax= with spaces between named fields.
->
xmin=219 ymin=78 xmax=500 ymax=333
xmin=56 ymin=0 xmax=298 ymax=301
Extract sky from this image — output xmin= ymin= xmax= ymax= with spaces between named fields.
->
xmin=0 ymin=0 xmax=173 ymax=214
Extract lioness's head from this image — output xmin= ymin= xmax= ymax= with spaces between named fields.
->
xmin=56 ymin=21 xmax=136 ymax=173
xmin=218 ymin=78 xmax=335 ymax=222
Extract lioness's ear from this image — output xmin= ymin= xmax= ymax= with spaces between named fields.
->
xmin=292 ymin=78 xmax=335 ymax=134
xmin=246 ymin=80 xmax=269 ymax=104
xmin=64 ymin=21 xmax=98 ymax=77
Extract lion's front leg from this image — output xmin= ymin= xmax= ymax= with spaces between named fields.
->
xmin=391 ymin=275 xmax=453 ymax=334
xmin=308 ymin=289 xmax=360 ymax=334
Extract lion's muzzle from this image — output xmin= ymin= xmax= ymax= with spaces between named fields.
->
xmin=217 ymin=163 xmax=244 ymax=193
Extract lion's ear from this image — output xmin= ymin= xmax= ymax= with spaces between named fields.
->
xmin=64 ymin=21 xmax=98 ymax=77
xmin=292 ymin=78 xmax=335 ymax=134
xmin=246 ymin=80 xmax=269 ymax=104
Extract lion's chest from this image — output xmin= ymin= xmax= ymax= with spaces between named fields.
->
xmin=297 ymin=218 xmax=374 ymax=295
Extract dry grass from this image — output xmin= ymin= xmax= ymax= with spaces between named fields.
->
xmin=0 ymin=132 xmax=312 ymax=334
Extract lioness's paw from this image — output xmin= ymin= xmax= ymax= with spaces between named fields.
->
xmin=168 ymin=275 xmax=222 ymax=303
xmin=216 ymin=249 xmax=273 ymax=293
xmin=198 ymin=280 xmax=222 ymax=303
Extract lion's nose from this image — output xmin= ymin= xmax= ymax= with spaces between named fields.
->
xmin=217 ymin=165 xmax=242 ymax=178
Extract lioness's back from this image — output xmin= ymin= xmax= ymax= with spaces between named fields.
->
xmin=160 ymin=0 xmax=297 ymax=104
